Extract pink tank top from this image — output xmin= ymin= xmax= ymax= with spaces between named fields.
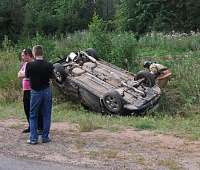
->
xmin=21 ymin=62 xmax=31 ymax=91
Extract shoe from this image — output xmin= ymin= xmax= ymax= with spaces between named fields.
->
xmin=27 ymin=139 xmax=38 ymax=145
xmin=22 ymin=128 xmax=30 ymax=133
xmin=38 ymin=130 xmax=43 ymax=135
xmin=42 ymin=139 xmax=51 ymax=143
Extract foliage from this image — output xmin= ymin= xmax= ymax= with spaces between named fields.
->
xmin=137 ymin=31 xmax=200 ymax=54
xmin=0 ymin=0 xmax=24 ymax=43
xmin=87 ymin=12 xmax=112 ymax=59
xmin=0 ymin=49 xmax=22 ymax=104
xmin=0 ymin=0 xmax=115 ymax=43
xmin=94 ymin=0 xmax=116 ymax=20
xmin=87 ymin=14 xmax=138 ymax=70
xmin=1 ymin=0 xmax=200 ymax=43
xmin=115 ymin=0 xmax=200 ymax=38
xmin=16 ymin=32 xmax=56 ymax=62
xmin=109 ymin=32 xmax=137 ymax=70
xmin=115 ymin=0 xmax=136 ymax=33
xmin=0 ymin=30 xmax=200 ymax=140
xmin=52 ymin=0 xmax=95 ymax=34
xmin=134 ymin=117 xmax=157 ymax=130
xmin=77 ymin=115 xmax=101 ymax=132
xmin=53 ymin=31 xmax=89 ymax=61
xmin=22 ymin=0 xmax=59 ymax=37
xmin=2 ymin=35 xmax=13 ymax=51
xmin=135 ymin=31 xmax=200 ymax=116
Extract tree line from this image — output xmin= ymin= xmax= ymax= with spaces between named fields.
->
xmin=0 ymin=0 xmax=200 ymax=44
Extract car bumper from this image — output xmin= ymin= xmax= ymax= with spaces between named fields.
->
xmin=122 ymin=94 xmax=162 ymax=115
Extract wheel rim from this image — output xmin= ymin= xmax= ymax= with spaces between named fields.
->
xmin=54 ymin=69 xmax=62 ymax=82
xmin=105 ymin=96 xmax=119 ymax=112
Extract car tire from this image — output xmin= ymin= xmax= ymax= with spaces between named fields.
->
xmin=135 ymin=70 xmax=155 ymax=87
xmin=53 ymin=63 xmax=66 ymax=83
xmin=103 ymin=91 xmax=123 ymax=113
xmin=85 ymin=48 xmax=100 ymax=60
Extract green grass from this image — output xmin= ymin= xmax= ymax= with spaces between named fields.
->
xmin=0 ymin=31 xmax=200 ymax=140
xmin=105 ymin=125 xmax=122 ymax=132
xmin=0 ymin=102 xmax=24 ymax=120
xmin=1 ymin=99 xmax=200 ymax=140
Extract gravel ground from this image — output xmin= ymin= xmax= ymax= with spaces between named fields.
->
xmin=1 ymin=119 xmax=200 ymax=170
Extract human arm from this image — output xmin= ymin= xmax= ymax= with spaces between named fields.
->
xmin=149 ymin=63 xmax=158 ymax=79
xmin=17 ymin=70 xmax=25 ymax=79
xmin=18 ymin=63 xmax=27 ymax=79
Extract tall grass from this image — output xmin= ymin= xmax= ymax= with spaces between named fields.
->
xmin=0 ymin=30 xmax=200 ymax=139
xmin=0 ymin=49 xmax=22 ymax=104
xmin=53 ymin=31 xmax=89 ymax=60
xmin=1 ymin=31 xmax=200 ymax=112
xmin=138 ymin=31 xmax=200 ymax=55
xmin=109 ymin=32 xmax=137 ymax=70
xmin=16 ymin=32 xmax=56 ymax=62
xmin=135 ymin=31 xmax=200 ymax=116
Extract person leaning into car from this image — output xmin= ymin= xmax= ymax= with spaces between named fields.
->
xmin=25 ymin=45 xmax=53 ymax=145
xmin=143 ymin=60 xmax=171 ymax=92
xmin=17 ymin=48 xmax=43 ymax=134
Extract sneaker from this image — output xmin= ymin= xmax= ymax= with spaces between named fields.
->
xmin=27 ymin=139 xmax=38 ymax=145
xmin=22 ymin=128 xmax=30 ymax=133
xmin=38 ymin=130 xmax=43 ymax=135
xmin=42 ymin=139 xmax=51 ymax=143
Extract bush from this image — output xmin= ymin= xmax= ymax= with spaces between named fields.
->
xmin=16 ymin=32 xmax=56 ymax=62
xmin=0 ymin=50 xmax=22 ymax=104
xmin=53 ymin=31 xmax=89 ymax=61
xmin=87 ymin=12 xmax=112 ymax=59
xmin=110 ymin=32 xmax=137 ymax=71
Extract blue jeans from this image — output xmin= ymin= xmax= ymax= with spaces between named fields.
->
xmin=29 ymin=86 xmax=52 ymax=142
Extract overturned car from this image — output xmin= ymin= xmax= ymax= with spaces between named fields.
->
xmin=52 ymin=48 xmax=162 ymax=116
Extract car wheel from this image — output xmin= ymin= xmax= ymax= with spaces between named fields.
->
xmin=85 ymin=48 xmax=100 ymax=60
xmin=135 ymin=70 xmax=155 ymax=87
xmin=53 ymin=63 xmax=66 ymax=83
xmin=103 ymin=91 xmax=123 ymax=113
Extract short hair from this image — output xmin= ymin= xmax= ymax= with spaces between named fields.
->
xmin=23 ymin=49 xmax=33 ymax=57
xmin=32 ymin=45 xmax=43 ymax=56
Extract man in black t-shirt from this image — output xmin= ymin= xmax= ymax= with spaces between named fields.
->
xmin=17 ymin=48 xmax=43 ymax=134
xmin=25 ymin=45 xmax=53 ymax=144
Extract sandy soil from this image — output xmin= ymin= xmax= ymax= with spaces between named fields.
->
xmin=0 ymin=119 xmax=200 ymax=170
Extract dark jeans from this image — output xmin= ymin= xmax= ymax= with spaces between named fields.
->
xmin=23 ymin=90 xmax=43 ymax=130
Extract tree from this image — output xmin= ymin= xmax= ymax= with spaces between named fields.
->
xmin=22 ymin=0 xmax=58 ymax=38
xmin=1 ymin=0 xmax=200 ymax=43
xmin=94 ymin=0 xmax=115 ymax=20
xmin=187 ymin=0 xmax=200 ymax=31
xmin=88 ymin=12 xmax=112 ymax=58
xmin=115 ymin=0 xmax=137 ymax=32
xmin=0 ymin=0 xmax=25 ymax=43
xmin=115 ymin=0 xmax=200 ymax=37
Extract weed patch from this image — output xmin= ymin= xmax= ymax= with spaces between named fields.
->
xmin=157 ymin=159 xmax=181 ymax=170
xmin=88 ymin=148 xmax=119 ymax=159
xmin=75 ymin=139 xmax=86 ymax=149
xmin=77 ymin=117 xmax=101 ymax=132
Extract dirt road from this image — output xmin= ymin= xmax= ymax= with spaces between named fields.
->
xmin=1 ymin=119 xmax=200 ymax=170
